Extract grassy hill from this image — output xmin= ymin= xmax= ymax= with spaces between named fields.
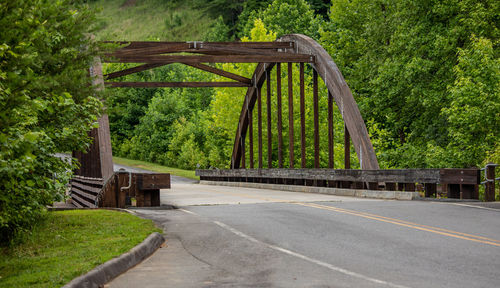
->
xmin=91 ymin=0 xmax=216 ymax=41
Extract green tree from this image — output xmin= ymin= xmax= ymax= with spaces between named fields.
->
xmin=0 ymin=0 xmax=101 ymax=243
xmin=238 ymin=0 xmax=324 ymax=38
xmin=321 ymin=0 xmax=499 ymax=168
xmin=443 ymin=36 xmax=500 ymax=167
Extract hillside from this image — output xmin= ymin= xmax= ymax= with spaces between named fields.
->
xmin=91 ymin=0 xmax=216 ymax=41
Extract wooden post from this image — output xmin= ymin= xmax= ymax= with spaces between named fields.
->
xmin=328 ymin=90 xmax=334 ymax=169
xmin=277 ymin=63 xmax=283 ymax=168
xmin=288 ymin=63 xmax=294 ymax=168
xmin=258 ymin=86 xmax=263 ymax=169
xmin=248 ymin=109 xmax=254 ymax=168
xmin=74 ymin=58 xmax=114 ymax=180
xmin=485 ymin=164 xmax=496 ymax=201
xmin=241 ymin=134 xmax=246 ymax=169
xmin=300 ymin=63 xmax=306 ymax=168
xmin=313 ymin=68 xmax=319 ymax=168
xmin=344 ymin=124 xmax=350 ymax=169
xmin=266 ymin=66 xmax=272 ymax=168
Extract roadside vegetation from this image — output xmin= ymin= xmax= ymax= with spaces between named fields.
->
xmin=113 ymin=156 xmax=198 ymax=180
xmin=0 ymin=210 xmax=161 ymax=288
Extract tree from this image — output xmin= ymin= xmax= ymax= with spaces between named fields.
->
xmin=443 ymin=36 xmax=500 ymax=167
xmin=238 ymin=0 xmax=324 ymax=39
xmin=321 ymin=0 xmax=499 ymax=168
xmin=0 ymin=0 xmax=101 ymax=243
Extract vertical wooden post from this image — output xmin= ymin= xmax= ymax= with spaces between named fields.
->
xmin=266 ymin=67 xmax=272 ymax=168
xmin=288 ymin=63 xmax=294 ymax=168
xmin=300 ymin=63 xmax=306 ymax=168
xmin=313 ymin=68 xmax=320 ymax=168
xmin=344 ymin=124 xmax=350 ymax=169
xmin=277 ymin=63 xmax=283 ymax=168
xmin=328 ymin=90 xmax=334 ymax=169
xmin=485 ymin=164 xmax=496 ymax=201
xmin=241 ymin=134 xmax=246 ymax=169
xmin=248 ymin=109 xmax=254 ymax=169
xmin=258 ymin=86 xmax=263 ymax=169
xmin=74 ymin=58 xmax=114 ymax=180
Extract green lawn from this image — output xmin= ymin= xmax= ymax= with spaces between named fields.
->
xmin=0 ymin=210 xmax=161 ymax=288
xmin=113 ymin=156 xmax=199 ymax=180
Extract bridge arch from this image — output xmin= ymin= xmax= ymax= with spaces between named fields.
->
xmin=232 ymin=34 xmax=379 ymax=170
xmin=75 ymin=34 xmax=379 ymax=182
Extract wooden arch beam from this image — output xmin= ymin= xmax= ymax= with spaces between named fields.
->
xmin=231 ymin=34 xmax=379 ymax=170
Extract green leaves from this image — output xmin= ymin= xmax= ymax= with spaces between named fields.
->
xmin=0 ymin=0 xmax=100 ymax=244
xmin=320 ymin=0 xmax=499 ymax=168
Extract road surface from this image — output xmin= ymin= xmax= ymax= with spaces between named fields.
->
xmin=107 ymin=176 xmax=500 ymax=288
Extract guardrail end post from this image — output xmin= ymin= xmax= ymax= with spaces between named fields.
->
xmin=485 ymin=163 xmax=496 ymax=202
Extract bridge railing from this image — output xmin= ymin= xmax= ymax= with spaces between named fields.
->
xmin=196 ymin=168 xmax=482 ymax=200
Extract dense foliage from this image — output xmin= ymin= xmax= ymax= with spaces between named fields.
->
xmin=106 ymin=0 xmax=499 ymax=171
xmin=0 ymin=0 xmax=100 ymax=243
xmin=321 ymin=0 xmax=499 ymax=168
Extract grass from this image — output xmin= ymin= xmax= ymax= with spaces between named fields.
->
xmin=0 ymin=210 xmax=161 ymax=288
xmin=113 ymin=156 xmax=199 ymax=180
xmin=90 ymin=0 xmax=216 ymax=41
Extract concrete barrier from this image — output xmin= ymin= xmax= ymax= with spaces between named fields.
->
xmin=199 ymin=180 xmax=420 ymax=200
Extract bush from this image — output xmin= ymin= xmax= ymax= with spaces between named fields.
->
xmin=0 ymin=0 xmax=101 ymax=244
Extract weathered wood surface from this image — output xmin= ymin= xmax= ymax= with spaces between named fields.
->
xmin=101 ymin=172 xmax=170 ymax=208
xmin=280 ymin=34 xmax=379 ymax=170
xmin=231 ymin=35 xmax=379 ymax=171
xmin=197 ymin=168 xmax=480 ymax=185
xmin=70 ymin=176 xmax=104 ymax=208
xmin=106 ymin=41 xmax=295 ymax=55
xmin=106 ymin=54 xmax=314 ymax=64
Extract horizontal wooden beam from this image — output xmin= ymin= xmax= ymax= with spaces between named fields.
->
xmin=196 ymin=168 xmax=480 ymax=184
xmin=111 ymin=43 xmax=295 ymax=57
xmin=105 ymin=81 xmax=251 ymax=88
xmin=104 ymin=54 xmax=314 ymax=64
xmin=182 ymin=63 xmax=251 ymax=84
xmin=106 ymin=41 xmax=294 ymax=52
xmin=104 ymin=63 xmax=166 ymax=79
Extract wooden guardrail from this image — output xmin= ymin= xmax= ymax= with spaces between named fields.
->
xmin=70 ymin=176 xmax=106 ymax=208
xmin=70 ymin=172 xmax=171 ymax=208
xmin=196 ymin=168 xmax=481 ymax=199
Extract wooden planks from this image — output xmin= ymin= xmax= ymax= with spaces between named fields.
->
xmin=70 ymin=176 xmax=104 ymax=208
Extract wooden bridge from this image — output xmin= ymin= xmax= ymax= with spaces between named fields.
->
xmin=70 ymin=34 xmax=498 ymax=207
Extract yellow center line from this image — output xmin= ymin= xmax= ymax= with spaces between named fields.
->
xmin=300 ymin=202 xmax=500 ymax=244
xmin=297 ymin=202 xmax=500 ymax=247
xmin=198 ymin=186 xmax=500 ymax=247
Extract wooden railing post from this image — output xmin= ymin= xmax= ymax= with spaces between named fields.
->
xmin=313 ymin=68 xmax=320 ymax=168
xmin=287 ymin=63 xmax=294 ymax=168
xmin=299 ymin=63 xmax=306 ymax=168
xmin=276 ymin=63 xmax=283 ymax=168
xmin=266 ymin=66 xmax=272 ymax=168
xmin=485 ymin=163 xmax=496 ymax=202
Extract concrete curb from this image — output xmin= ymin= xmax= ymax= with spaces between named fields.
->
xmin=63 ymin=232 xmax=165 ymax=288
xmin=199 ymin=180 xmax=420 ymax=200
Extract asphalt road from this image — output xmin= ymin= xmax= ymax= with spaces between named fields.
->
xmin=108 ymin=182 xmax=500 ymax=288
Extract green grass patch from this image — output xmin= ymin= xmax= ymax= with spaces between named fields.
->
xmin=0 ymin=210 xmax=161 ymax=288
xmin=113 ymin=156 xmax=199 ymax=180
xmin=91 ymin=0 xmax=215 ymax=41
